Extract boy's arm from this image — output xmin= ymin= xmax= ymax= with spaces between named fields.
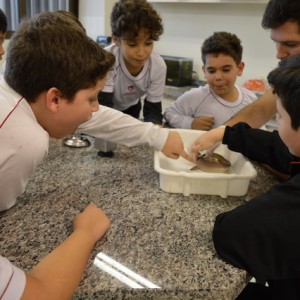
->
xmin=143 ymin=54 xmax=166 ymax=125
xmin=191 ymin=126 xmax=226 ymax=157
xmin=98 ymin=91 xmax=114 ymax=108
xmin=225 ymin=89 xmax=277 ymax=128
xmin=163 ymin=98 xmax=193 ymax=129
xmin=79 ymin=105 xmax=168 ymax=150
xmin=143 ymin=98 xmax=163 ymax=125
xmin=79 ymin=106 xmax=193 ymax=162
xmin=223 ymin=123 xmax=294 ymax=174
xmin=21 ymin=204 xmax=110 ymax=300
xmin=192 ymin=123 xmax=294 ymax=174
xmin=164 ymin=90 xmax=209 ymax=129
xmin=213 ymin=177 xmax=300 ymax=283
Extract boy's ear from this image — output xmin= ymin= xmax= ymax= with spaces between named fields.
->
xmin=112 ymin=35 xmax=120 ymax=46
xmin=237 ymin=62 xmax=245 ymax=76
xmin=201 ymin=65 xmax=206 ymax=78
xmin=45 ymin=88 xmax=61 ymax=112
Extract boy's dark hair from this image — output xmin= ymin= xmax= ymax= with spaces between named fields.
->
xmin=0 ymin=9 xmax=7 ymax=33
xmin=55 ymin=10 xmax=86 ymax=32
xmin=111 ymin=0 xmax=163 ymax=41
xmin=4 ymin=12 xmax=115 ymax=103
xmin=262 ymin=0 xmax=300 ymax=31
xmin=201 ymin=31 xmax=243 ymax=65
xmin=267 ymin=54 xmax=300 ymax=130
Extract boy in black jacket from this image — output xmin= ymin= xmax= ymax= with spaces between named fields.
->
xmin=192 ymin=54 xmax=300 ymax=299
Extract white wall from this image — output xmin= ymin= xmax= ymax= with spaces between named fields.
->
xmin=79 ymin=0 xmax=114 ymax=38
xmin=151 ymin=2 xmax=277 ymax=85
xmin=79 ymin=1 xmax=278 ymax=85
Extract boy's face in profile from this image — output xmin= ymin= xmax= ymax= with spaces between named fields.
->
xmin=276 ymin=96 xmax=300 ymax=157
xmin=202 ymin=53 xmax=244 ymax=101
xmin=35 ymin=77 xmax=106 ymax=139
xmin=114 ymin=28 xmax=154 ymax=76
xmin=0 ymin=30 xmax=5 ymax=60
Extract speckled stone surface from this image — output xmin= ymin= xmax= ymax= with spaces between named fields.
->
xmin=0 ymin=137 xmax=279 ymax=299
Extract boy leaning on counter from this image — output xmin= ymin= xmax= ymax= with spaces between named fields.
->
xmin=0 ymin=10 xmax=193 ymax=299
xmin=0 ymin=10 xmax=112 ymax=300
xmin=192 ymin=54 xmax=300 ymax=299
xmin=98 ymin=0 xmax=166 ymax=125
xmin=95 ymin=0 xmax=166 ymax=157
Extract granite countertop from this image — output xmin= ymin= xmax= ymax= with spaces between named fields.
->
xmin=0 ymin=136 xmax=279 ymax=299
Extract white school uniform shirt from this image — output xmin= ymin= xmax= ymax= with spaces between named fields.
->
xmin=164 ymin=84 xmax=257 ymax=129
xmin=0 ymin=256 xmax=26 ymax=300
xmin=0 ymin=78 xmax=168 ymax=211
xmin=102 ymin=43 xmax=167 ymax=111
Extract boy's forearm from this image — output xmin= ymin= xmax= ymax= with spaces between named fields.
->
xmin=21 ymin=230 xmax=99 ymax=300
xmin=79 ymin=106 xmax=169 ymax=151
xmin=143 ymin=98 xmax=163 ymax=125
xmin=224 ymin=89 xmax=277 ymax=128
xmin=98 ymin=91 xmax=114 ymax=108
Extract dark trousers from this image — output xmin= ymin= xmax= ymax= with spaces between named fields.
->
xmin=236 ymin=280 xmax=300 ymax=300
xmin=121 ymin=100 xmax=141 ymax=120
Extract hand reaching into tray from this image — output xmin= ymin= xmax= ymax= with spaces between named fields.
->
xmin=191 ymin=126 xmax=226 ymax=160
xmin=162 ymin=130 xmax=195 ymax=163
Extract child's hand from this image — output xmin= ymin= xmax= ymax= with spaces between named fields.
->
xmin=191 ymin=116 xmax=214 ymax=131
xmin=73 ymin=203 xmax=111 ymax=244
xmin=161 ymin=130 xmax=195 ymax=162
xmin=191 ymin=127 xmax=226 ymax=160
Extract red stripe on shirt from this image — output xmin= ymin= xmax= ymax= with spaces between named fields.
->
xmin=0 ymin=270 xmax=14 ymax=299
xmin=0 ymin=97 xmax=24 ymax=129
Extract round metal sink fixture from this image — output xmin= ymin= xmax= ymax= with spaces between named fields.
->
xmin=63 ymin=133 xmax=91 ymax=148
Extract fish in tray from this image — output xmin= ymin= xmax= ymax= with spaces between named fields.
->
xmin=191 ymin=153 xmax=231 ymax=173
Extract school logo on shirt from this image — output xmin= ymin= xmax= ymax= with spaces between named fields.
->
xmin=124 ymin=85 xmax=136 ymax=96
xmin=128 ymin=85 xmax=134 ymax=92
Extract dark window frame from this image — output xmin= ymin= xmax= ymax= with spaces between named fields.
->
xmin=1 ymin=0 xmax=78 ymax=36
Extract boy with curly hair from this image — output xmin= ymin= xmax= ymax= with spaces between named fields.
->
xmin=98 ymin=0 xmax=166 ymax=125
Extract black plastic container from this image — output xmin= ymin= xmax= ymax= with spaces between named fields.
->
xmin=161 ymin=55 xmax=193 ymax=87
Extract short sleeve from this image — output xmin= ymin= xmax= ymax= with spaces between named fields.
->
xmin=0 ymin=256 xmax=26 ymax=300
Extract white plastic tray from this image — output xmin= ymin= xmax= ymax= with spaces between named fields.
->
xmin=154 ymin=129 xmax=257 ymax=198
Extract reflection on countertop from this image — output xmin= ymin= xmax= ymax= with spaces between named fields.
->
xmin=0 ymin=137 xmax=279 ymax=299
